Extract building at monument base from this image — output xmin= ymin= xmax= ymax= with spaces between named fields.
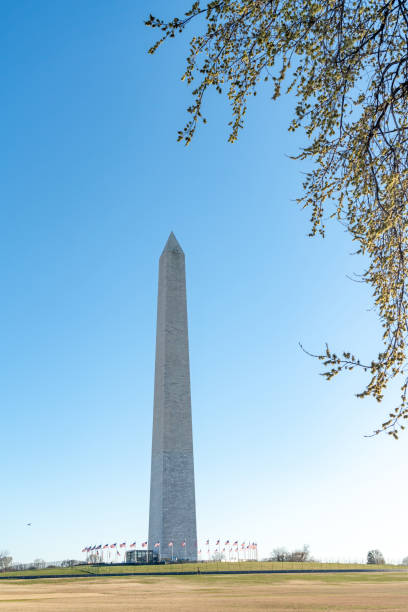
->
xmin=125 ymin=549 xmax=158 ymax=565
xmin=148 ymin=233 xmax=197 ymax=562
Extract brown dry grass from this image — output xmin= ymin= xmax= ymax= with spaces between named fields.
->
xmin=1 ymin=573 xmax=408 ymax=611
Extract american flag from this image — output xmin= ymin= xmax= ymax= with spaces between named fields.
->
xmin=168 ymin=542 xmax=173 ymax=547
xmin=103 ymin=544 xmax=109 ymax=549
xmin=225 ymin=540 xmax=230 ymax=545
xmin=96 ymin=545 xmax=102 ymax=550
xmin=181 ymin=541 xmax=186 ymax=547
xmin=216 ymin=539 xmax=220 ymax=545
xmin=130 ymin=542 xmax=136 ymax=548
xmin=110 ymin=543 xmax=117 ymax=548
xmin=81 ymin=548 xmax=87 ymax=553
xmin=205 ymin=539 xmax=209 ymax=545
xmin=141 ymin=541 xmax=147 ymax=548
xmin=233 ymin=541 xmax=238 ymax=545
xmin=154 ymin=542 xmax=160 ymax=548
xmin=120 ymin=543 xmax=126 ymax=548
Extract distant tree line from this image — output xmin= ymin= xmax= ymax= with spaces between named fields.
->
xmin=0 ymin=554 xmax=83 ymax=573
xmin=264 ymin=547 xmax=408 ymax=565
xmin=266 ymin=545 xmax=311 ymax=563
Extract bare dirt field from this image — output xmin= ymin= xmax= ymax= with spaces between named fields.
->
xmin=1 ymin=572 xmax=408 ymax=611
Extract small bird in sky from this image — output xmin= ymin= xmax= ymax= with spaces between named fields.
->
xmin=27 ymin=523 xmax=32 ymax=526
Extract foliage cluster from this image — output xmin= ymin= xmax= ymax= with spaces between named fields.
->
xmin=367 ymin=549 xmax=385 ymax=564
xmin=146 ymin=1 xmax=408 ymax=436
xmin=0 ymin=550 xmax=13 ymax=571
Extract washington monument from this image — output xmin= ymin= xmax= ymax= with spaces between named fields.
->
xmin=148 ymin=232 xmax=197 ymax=561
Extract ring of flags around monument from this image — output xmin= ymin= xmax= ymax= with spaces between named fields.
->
xmin=82 ymin=540 xmax=258 ymax=561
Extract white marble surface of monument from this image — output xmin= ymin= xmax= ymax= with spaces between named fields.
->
xmin=148 ymin=233 xmax=197 ymax=561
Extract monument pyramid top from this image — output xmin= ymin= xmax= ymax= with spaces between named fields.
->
xmin=161 ymin=231 xmax=184 ymax=255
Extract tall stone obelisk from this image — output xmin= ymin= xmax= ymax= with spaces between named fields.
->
xmin=148 ymin=232 xmax=197 ymax=561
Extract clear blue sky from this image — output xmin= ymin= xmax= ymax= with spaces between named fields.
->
xmin=1 ymin=0 xmax=407 ymax=565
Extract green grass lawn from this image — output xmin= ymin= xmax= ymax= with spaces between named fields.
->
xmin=1 ymin=560 xmax=406 ymax=579
xmin=2 ymin=571 xmax=408 ymax=589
